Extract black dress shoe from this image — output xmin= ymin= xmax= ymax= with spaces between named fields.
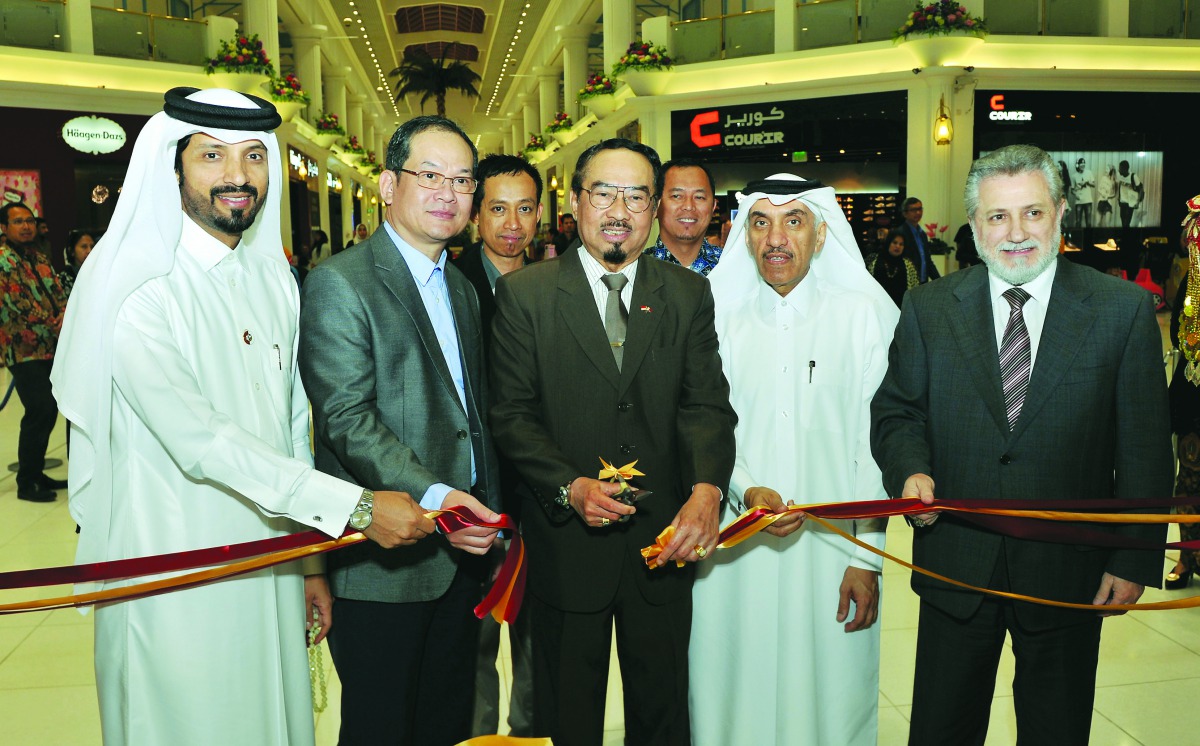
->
xmin=1166 ymin=569 xmax=1193 ymax=590
xmin=39 ymin=474 xmax=68 ymax=490
xmin=17 ymin=486 xmax=57 ymax=503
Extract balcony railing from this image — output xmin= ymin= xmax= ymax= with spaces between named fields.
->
xmin=0 ymin=0 xmax=66 ymax=52
xmin=92 ymin=7 xmax=206 ymax=65
xmin=668 ymin=0 xmax=1199 ymax=65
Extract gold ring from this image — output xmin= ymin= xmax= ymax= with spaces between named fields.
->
xmin=694 ymin=545 xmax=707 ymax=558
xmin=600 ymin=518 xmax=611 ymax=527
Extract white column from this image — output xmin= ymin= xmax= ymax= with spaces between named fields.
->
xmin=363 ymin=114 xmax=375 ymax=160
xmin=602 ymin=0 xmax=634 ymax=74
xmin=535 ymin=66 xmax=559 ymax=134
xmin=341 ymin=175 xmax=354 ymax=241
xmin=318 ymin=162 xmax=331 ymax=237
xmin=348 ymin=93 xmax=365 ymax=143
xmin=324 ymin=68 xmax=349 ymax=133
xmin=775 ymin=0 xmax=797 ymax=53
xmin=292 ymin=27 xmax=325 ymax=121
xmin=63 ymin=0 xmax=93 ymax=55
xmin=521 ymin=94 xmax=539 ymax=147
xmin=511 ymin=119 xmax=523 ymax=155
xmin=243 ymin=0 xmax=280 ymax=72
xmin=558 ymin=25 xmax=591 ymax=121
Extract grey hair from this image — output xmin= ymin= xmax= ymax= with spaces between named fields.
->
xmin=963 ymin=144 xmax=1064 ymax=221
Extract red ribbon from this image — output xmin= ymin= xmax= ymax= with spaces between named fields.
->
xmin=0 ymin=506 xmax=525 ymax=623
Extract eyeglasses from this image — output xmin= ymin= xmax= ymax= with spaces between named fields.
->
xmin=4 ymin=217 xmax=36 ymax=226
xmin=398 ymin=168 xmax=477 ymax=194
xmin=582 ymin=186 xmax=654 ymax=214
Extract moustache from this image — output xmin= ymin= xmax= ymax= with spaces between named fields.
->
xmin=210 ymin=185 xmax=260 ymax=201
xmin=601 ymin=220 xmax=633 ymax=232
xmin=996 ymin=239 xmax=1039 ymax=252
xmin=760 ymin=246 xmax=795 ymax=259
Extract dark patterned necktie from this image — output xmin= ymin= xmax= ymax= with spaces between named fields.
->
xmin=601 ymin=273 xmax=629 ymax=370
xmin=999 ymin=287 xmax=1032 ymax=430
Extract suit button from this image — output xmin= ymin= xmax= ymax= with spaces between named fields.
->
xmin=618 ymin=402 xmax=631 ymax=412
xmin=457 ymin=429 xmax=468 ymax=440
xmin=620 ymin=444 xmax=632 ymax=454
xmin=999 ymin=454 xmax=1012 ymax=465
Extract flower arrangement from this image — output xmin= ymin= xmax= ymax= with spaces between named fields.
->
xmin=343 ymin=135 xmax=366 ymax=155
xmin=545 ymin=112 xmax=573 ymax=133
xmin=894 ymin=2 xmax=987 ymax=40
xmin=577 ymin=73 xmax=616 ymax=101
xmin=268 ymin=73 xmax=310 ymax=104
xmin=924 ymin=223 xmax=952 ymax=254
xmin=525 ymin=133 xmax=546 ymax=151
xmin=205 ymin=33 xmax=275 ymax=77
xmin=358 ymin=151 xmax=378 ymax=168
xmin=314 ymin=113 xmax=345 ymax=135
xmin=611 ymin=39 xmax=673 ymax=76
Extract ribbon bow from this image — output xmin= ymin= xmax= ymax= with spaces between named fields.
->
xmin=598 ymin=458 xmax=645 ymax=481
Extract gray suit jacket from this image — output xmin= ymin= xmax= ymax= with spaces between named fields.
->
xmin=299 ymin=228 xmax=500 ymax=603
xmin=871 ymin=257 xmax=1172 ymax=629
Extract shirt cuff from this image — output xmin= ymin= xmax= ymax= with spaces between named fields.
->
xmin=421 ymin=482 xmax=453 ymax=512
xmin=297 ymin=469 xmax=368 ymax=538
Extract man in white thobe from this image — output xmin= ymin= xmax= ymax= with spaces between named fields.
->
xmin=50 ymin=87 xmax=435 ymax=746
xmin=689 ymin=175 xmax=899 ymax=746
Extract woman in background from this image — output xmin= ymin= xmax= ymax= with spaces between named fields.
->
xmin=58 ymin=229 xmax=97 ymax=296
xmin=865 ymin=228 xmax=919 ymax=307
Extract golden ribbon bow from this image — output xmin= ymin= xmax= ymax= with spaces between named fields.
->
xmin=598 ymin=458 xmax=645 ymax=481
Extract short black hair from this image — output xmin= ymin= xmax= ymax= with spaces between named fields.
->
xmin=571 ymin=138 xmax=662 ymax=198
xmin=656 ymin=158 xmax=715 ymax=198
xmin=472 ymin=153 xmax=543 ymax=214
xmin=174 ymin=133 xmax=194 ymax=177
xmin=902 ymin=197 xmax=923 ymax=212
xmin=0 ymin=201 xmax=33 ymax=225
xmin=560 ymin=213 xmax=574 ymax=221
xmin=384 ymin=115 xmax=478 ymax=173
xmin=64 ymin=229 xmax=99 ymax=267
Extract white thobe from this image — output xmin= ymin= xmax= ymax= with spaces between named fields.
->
xmin=94 ymin=218 xmax=361 ymax=746
xmin=689 ymin=277 xmax=895 ymax=746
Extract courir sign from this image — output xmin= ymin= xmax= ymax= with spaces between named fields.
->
xmin=62 ymin=116 xmax=127 ymax=154
xmin=673 ymin=103 xmax=793 ymax=157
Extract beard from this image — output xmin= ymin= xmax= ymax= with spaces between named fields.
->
xmin=975 ymin=224 xmax=1059 ymax=285
xmin=181 ymin=177 xmax=265 ymax=237
xmin=602 ymin=245 xmax=627 ymax=264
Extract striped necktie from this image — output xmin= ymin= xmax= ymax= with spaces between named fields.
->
xmin=999 ymin=287 xmax=1032 ymax=430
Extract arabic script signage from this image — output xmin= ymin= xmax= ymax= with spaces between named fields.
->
xmin=672 ymin=103 xmax=795 ymax=158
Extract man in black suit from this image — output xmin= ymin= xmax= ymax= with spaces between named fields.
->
xmin=898 ymin=196 xmax=940 ymax=283
xmin=456 ymin=153 xmax=538 ymax=737
xmin=300 ymin=115 xmax=502 ymax=746
xmin=489 ymin=138 xmax=737 ymax=746
xmin=871 ymin=144 xmax=1172 ymax=744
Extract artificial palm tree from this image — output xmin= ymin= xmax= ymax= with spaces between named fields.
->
xmin=389 ymin=44 xmax=481 ymax=118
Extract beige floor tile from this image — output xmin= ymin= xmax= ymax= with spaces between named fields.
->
xmin=1094 ymin=613 xmax=1200 ymax=687
xmin=877 ymin=706 xmax=910 ymax=746
xmin=1094 ymin=678 xmax=1196 ymax=745
xmin=0 ymin=622 xmax=94 ymax=689
xmin=0 ymin=685 xmax=101 ymax=746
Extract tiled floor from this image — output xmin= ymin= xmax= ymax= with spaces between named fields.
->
xmin=1 ymin=309 xmax=1196 ymax=745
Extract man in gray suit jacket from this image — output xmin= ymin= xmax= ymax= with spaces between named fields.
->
xmin=871 ymin=144 xmax=1172 ymax=745
xmin=300 ymin=115 xmax=502 ymax=746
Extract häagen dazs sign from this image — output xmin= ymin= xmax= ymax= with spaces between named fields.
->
xmin=62 ymin=116 xmax=127 ymax=154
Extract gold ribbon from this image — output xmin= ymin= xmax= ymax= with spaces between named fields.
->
xmin=598 ymin=458 xmax=644 ymax=481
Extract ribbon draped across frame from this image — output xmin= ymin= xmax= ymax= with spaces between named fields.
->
xmin=0 ymin=506 xmax=525 ymax=622
xmin=641 ymin=497 xmax=1200 ymax=611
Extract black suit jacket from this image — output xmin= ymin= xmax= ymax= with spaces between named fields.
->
xmin=299 ymin=231 xmax=501 ymax=603
xmin=899 ymin=221 xmax=941 ymax=282
xmin=871 ymin=257 xmax=1173 ymax=629
xmin=488 ymin=250 xmax=737 ymax=612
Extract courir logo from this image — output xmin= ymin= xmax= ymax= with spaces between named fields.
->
xmin=688 ymin=106 xmax=788 ymax=149
xmin=988 ymin=95 xmax=1032 ymax=122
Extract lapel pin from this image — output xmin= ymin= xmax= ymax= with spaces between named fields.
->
xmin=243 ymin=330 xmax=253 ymax=345
xmin=640 ymin=306 xmax=652 ymax=313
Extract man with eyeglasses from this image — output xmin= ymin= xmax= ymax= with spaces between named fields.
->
xmin=899 ymin=197 xmax=940 ymax=283
xmin=299 ymin=115 xmax=502 ymax=746
xmin=0 ymin=201 xmax=69 ymax=502
xmin=490 ymin=138 xmax=737 ymax=745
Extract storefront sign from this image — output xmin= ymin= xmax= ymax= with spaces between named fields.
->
xmin=61 ymin=116 xmax=127 ymax=154
xmin=987 ymin=94 xmax=1033 ymax=122
xmin=673 ymin=103 xmax=794 ymax=157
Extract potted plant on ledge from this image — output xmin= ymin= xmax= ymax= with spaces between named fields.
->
xmin=612 ymin=39 xmax=673 ymax=97
xmin=546 ymin=112 xmax=576 ymax=146
xmin=267 ymin=73 xmax=310 ymax=122
xmin=311 ymin=112 xmax=345 ymax=149
xmin=339 ymin=135 xmax=367 ymax=166
xmin=894 ymin=2 xmax=988 ymax=68
xmin=522 ymin=133 xmax=547 ymax=162
xmin=578 ymin=73 xmax=618 ymax=119
xmin=204 ymin=33 xmax=275 ymax=94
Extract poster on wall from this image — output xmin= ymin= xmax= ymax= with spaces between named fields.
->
xmin=1050 ymin=151 xmax=1163 ymax=230
xmin=0 ymin=170 xmax=43 ymax=216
